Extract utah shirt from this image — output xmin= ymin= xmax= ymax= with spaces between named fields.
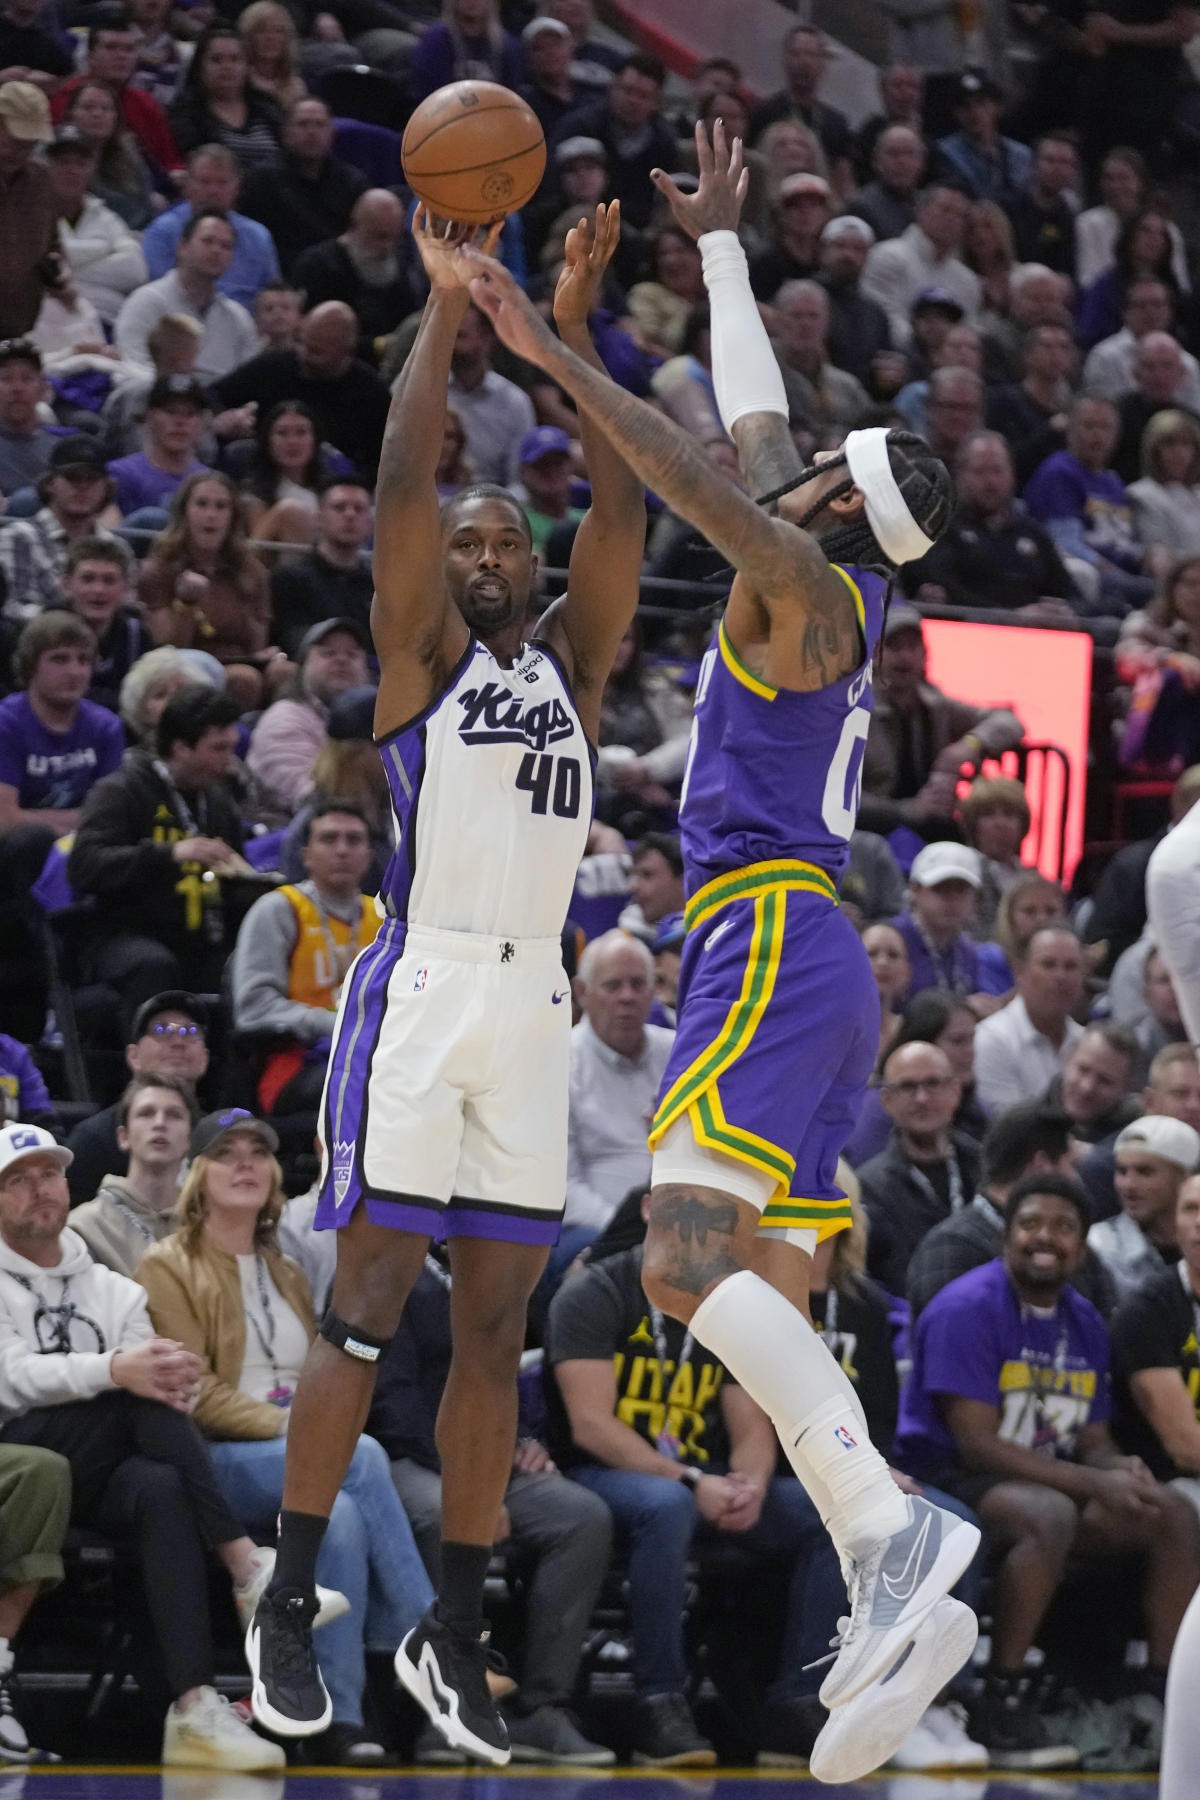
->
xmin=0 ymin=693 xmax=124 ymax=811
xmin=895 ymin=1257 xmax=1111 ymax=1479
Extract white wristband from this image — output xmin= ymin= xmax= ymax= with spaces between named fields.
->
xmin=698 ymin=229 xmax=788 ymax=431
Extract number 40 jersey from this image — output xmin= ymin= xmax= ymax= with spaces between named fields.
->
xmin=680 ymin=564 xmax=887 ymax=896
xmin=377 ymin=636 xmax=595 ymax=939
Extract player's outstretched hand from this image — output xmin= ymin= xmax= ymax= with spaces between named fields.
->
xmin=462 ymin=248 xmax=553 ymax=365
xmin=553 ymin=200 xmax=621 ymax=336
xmin=651 ymin=118 xmax=748 ymax=241
xmin=412 ymin=205 xmax=503 ymax=292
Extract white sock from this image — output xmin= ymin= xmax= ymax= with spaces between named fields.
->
xmin=690 ymin=1268 xmax=908 ymax=1560
xmin=0 ymin=1639 xmax=11 ymax=1676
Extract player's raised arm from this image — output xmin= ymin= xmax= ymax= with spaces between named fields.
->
xmin=534 ymin=203 xmax=646 ymax=742
xmin=371 ymin=210 xmax=499 ymax=727
xmin=651 ymin=123 xmax=808 ymax=506
xmin=460 ymin=248 xmax=847 ymax=658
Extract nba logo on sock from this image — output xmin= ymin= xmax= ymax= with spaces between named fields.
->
xmin=834 ymin=1425 xmax=858 ymax=1451
xmin=412 ymin=967 xmax=428 ymax=991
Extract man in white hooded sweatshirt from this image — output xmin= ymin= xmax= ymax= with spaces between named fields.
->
xmin=0 ymin=1123 xmax=286 ymax=1772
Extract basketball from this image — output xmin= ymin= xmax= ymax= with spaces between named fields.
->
xmin=402 ymin=80 xmax=547 ymax=224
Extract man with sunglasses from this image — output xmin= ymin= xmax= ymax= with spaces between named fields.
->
xmin=64 ymin=992 xmax=209 ymax=1209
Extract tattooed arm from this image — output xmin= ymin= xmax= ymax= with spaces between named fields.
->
xmin=461 ymin=250 xmax=861 ymax=686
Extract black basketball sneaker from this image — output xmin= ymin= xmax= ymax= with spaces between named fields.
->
xmin=395 ymin=1609 xmax=510 ymax=1766
xmin=246 ymin=1587 xmax=332 ymax=1736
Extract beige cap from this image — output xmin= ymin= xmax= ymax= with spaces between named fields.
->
xmin=0 ymin=81 xmax=53 ymax=143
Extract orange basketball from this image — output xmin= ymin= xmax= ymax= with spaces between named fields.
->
xmin=402 ymin=80 xmax=546 ymax=224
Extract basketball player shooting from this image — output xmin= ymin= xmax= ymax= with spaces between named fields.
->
xmin=245 ymin=202 xmax=645 ymax=1766
xmin=458 ymin=123 xmax=981 ymax=1782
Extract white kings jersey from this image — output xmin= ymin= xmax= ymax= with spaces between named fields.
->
xmin=376 ymin=636 xmax=595 ymax=940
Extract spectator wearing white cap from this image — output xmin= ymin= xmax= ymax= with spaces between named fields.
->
xmin=861 ymin=183 xmax=981 ymax=348
xmin=523 ymin=133 xmax=609 ymax=265
xmin=749 ymin=171 xmax=831 ymax=301
xmin=889 ymin=842 xmax=994 ymax=1011
xmin=1090 ymin=1116 xmax=1200 ymax=1302
xmin=0 ymin=81 xmax=58 ymax=339
xmin=973 ymin=925 xmax=1089 ymax=1115
xmin=520 ymin=16 xmax=580 ymax=137
xmin=1112 ymin=1167 xmax=1200 ymax=1523
xmin=818 ymin=214 xmax=898 ymax=390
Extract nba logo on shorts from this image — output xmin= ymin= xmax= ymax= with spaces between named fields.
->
xmin=834 ymin=1425 xmax=858 ymax=1451
xmin=413 ymin=968 xmax=428 ymax=991
xmin=332 ymin=1141 xmax=354 ymax=1204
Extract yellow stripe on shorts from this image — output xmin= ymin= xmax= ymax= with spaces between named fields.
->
xmin=761 ymin=1195 xmax=854 ymax=1244
xmin=684 ymin=858 xmax=837 ymax=936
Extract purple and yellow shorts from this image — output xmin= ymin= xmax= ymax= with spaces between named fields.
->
xmin=648 ymin=860 xmax=880 ymax=1244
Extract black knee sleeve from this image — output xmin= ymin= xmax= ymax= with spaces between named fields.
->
xmin=319 ymin=1309 xmax=394 ymax=1364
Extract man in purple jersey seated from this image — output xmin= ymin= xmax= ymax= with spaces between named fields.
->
xmin=452 ymin=123 xmax=981 ymax=1785
xmin=896 ymin=1170 xmax=1200 ymax=1768
xmin=0 ymin=610 xmax=123 ymax=835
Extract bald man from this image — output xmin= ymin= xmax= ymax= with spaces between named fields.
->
xmin=213 ymin=299 xmax=392 ymax=482
xmin=564 ymin=931 xmax=676 ymax=1245
xmin=293 ymin=189 xmax=427 ymax=366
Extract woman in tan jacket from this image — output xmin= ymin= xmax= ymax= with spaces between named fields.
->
xmin=138 ymin=1108 xmax=433 ymax=1767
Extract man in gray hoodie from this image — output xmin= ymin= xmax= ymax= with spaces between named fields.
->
xmin=71 ymin=1072 xmax=194 ymax=1278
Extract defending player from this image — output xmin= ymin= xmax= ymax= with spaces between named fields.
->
xmin=457 ymin=125 xmax=981 ymax=1782
xmin=245 ymin=204 xmax=645 ymax=1765
xmin=1146 ymin=796 xmax=1200 ymax=1800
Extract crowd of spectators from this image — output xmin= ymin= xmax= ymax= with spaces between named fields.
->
xmin=1 ymin=0 xmax=1200 ymax=1778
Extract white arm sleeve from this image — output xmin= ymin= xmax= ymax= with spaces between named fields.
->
xmin=1146 ymin=800 xmax=1200 ymax=1045
xmin=698 ymin=230 xmax=788 ymax=433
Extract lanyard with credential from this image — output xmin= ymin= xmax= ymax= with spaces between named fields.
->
xmin=243 ymin=1255 xmax=293 ymax=1408
xmin=650 ymin=1303 xmax=695 ymax=1460
xmin=913 ymin=917 xmax=973 ymax=996
xmin=908 ymin=1151 xmax=966 ymax=1216
xmin=153 ymin=759 xmax=207 ymax=836
xmin=1021 ymin=1304 xmax=1071 ymax=1453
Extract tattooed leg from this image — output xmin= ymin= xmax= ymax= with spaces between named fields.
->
xmin=642 ymin=1184 xmax=762 ymax=1322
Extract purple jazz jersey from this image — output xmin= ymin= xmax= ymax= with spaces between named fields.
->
xmin=679 ymin=565 xmax=887 ymax=894
xmin=650 ymin=566 xmax=888 ymax=1237
xmin=895 ymin=1259 xmax=1111 ymax=1479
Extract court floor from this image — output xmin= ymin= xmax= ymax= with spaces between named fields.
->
xmin=0 ymin=1770 xmax=1160 ymax=1800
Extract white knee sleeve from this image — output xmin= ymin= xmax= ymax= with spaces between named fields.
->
xmin=690 ymin=1270 xmax=908 ymax=1560
xmin=699 ymin=230 xmax=788 ymax=433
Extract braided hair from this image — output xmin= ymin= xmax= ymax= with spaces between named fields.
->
xmin=756 ymin=430 xmax=955 ymax=577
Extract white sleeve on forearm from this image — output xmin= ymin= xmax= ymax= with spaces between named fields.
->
xmin=1147 ymin=800 xmax=1200 ymax=1045
xmin=698 ymin=230 xmax=788 ymax=432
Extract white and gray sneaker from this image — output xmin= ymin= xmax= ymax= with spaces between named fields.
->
xmin=162 ymin=1687 xmax=286 ymax=1772
xmin=234 ymin=1546 xmax=349 ymax=1637
xmin=0 ymin=1655 xmax=55 ymax=1764
xmin=819 ymin=1497 xmax=981 ymax=1709
xmin=888 ymin=1700 xmax=988 ymax=1771
xmin=810 ymin=1596 xmax=979 ymax=1785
